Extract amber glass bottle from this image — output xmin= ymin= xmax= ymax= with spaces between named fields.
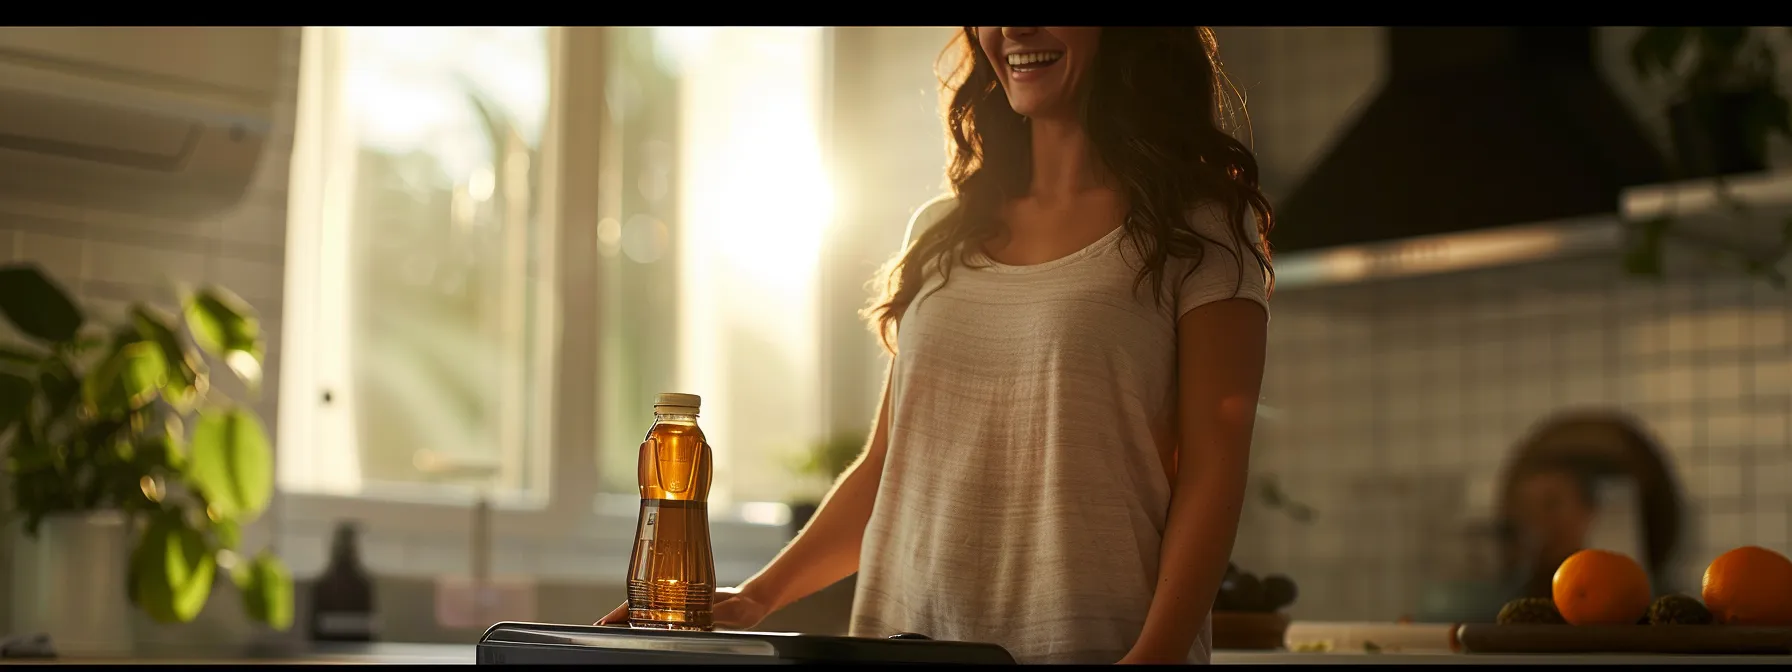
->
xmin=625 ymin=392 xmax=716 ymax=630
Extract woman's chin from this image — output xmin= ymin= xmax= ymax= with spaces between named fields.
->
xmin=1008 ymin=98 xmax=1075 ymax=122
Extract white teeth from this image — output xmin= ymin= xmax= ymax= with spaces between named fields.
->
xmin=1006 ymin=51 xmax=1063 ymax=68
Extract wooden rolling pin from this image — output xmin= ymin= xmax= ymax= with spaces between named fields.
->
xmin=1283 ymin=622 xmax=1461 ymax=653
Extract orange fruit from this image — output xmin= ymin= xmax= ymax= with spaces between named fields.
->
xmin=1552 ymin=549 xmax=1652 ymax=626
xmin=1702 ymin=546 xmax=1792 ymax=626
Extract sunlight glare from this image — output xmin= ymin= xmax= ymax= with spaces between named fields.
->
xmin=675 ymin=27 xmax=831 ymax=507
xmin=699 ymin=30 xmax=833 ymax=293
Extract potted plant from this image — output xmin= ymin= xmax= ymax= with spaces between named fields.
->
xmin=1630 ymin=27 xmax=1789 ymax=179
xmin=784 ymin=431 xmax=864 ymax=539
xmin=1622 ymin=27 xmax=1792 ymax=285
xmin=0 ymin=263 xmax=293 ymax=656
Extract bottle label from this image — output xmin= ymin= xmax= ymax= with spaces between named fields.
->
xmin=638 ymin=501 xmax=659 ymax=541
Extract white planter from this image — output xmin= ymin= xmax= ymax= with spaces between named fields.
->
xmin=9 ymin=511 xmax=136 ymax=658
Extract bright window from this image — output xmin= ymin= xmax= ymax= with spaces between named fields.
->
xmin=278 ymin=26 xmax=555 ymax=503
xmin=595 ymin=27 xmax=832 ymax=508
xmin=279 ymin=26 xmax=832 ymax=579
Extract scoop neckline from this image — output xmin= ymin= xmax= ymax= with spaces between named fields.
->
xmin=969 ymin=225 xmax=1127 ymax=275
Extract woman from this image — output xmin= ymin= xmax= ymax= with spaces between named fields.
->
xmin=603 ymin=26 xmax=1273 ymax=664
xmin=1504 ymin=455 xmax=1608 ymax=597
xmin=1497 ymin=410 xmax=1685 ymax=601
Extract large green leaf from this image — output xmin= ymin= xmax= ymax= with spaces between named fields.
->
xmin=187 ymin=408 xmax=274 ymax=520
xmin=211 ymin=518 xmax=240 ymax=549
xmin=37 ymin=358 xmax=81 ymax=422
xmin=183 ymin=288 xmax=262 ymax=385
xmin=1628 ymin=27 xmax=1688 ymax=81
xmin=132 ymin=306 xmax=206 ymax=412
xmin=133 ymin=432 xmax=187 ymax=472
xmin=0 ymin=372 xmax=32 ymax=433
xmin=130 ymin=515 xmax=217 ymax=624
xmin=1695 ymin=27 xmax=1749 ymax=70
xmin=0 ymin=265 xmax=84 ymax=344
xmin=0 ymin=344 xmax=44 ymax=368
xmin=234 ymin=550 xmax=294 ymax=631
xmin=7 ymin=430 xmax=57 ymax=472
xmin=80 ymin=341 xmax=168 ymax=419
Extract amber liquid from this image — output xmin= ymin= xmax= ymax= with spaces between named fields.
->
xmin=625 ymin=415 xmax=716 ymax=630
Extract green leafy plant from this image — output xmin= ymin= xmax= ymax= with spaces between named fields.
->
xmin=1623 ymin=27 xmax=1792 ymax=285
xmin=1254 ymin=473 xmax=1315 ymax=524
xmin=787 ymin=431 xmax=865 ymax=502
xmin=0 ymin=263 xmax=292 ymax=631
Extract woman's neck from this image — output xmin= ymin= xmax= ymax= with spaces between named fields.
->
xmin=1027 ymin=117 xmax=1104 ymax=202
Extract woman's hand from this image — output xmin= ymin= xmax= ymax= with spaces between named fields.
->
xmin=594 ymin=601 xmax=629 ymax=626
xmin=594 ymin=587 xmax=772 ymax=630
xmin=710 ymin=587 xmax=773 ymax=630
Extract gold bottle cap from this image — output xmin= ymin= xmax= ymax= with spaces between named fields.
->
xmin=654 ymin=393 xmax=701 ymax=414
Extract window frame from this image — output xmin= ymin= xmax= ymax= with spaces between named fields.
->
xmin=276 ymin=26 xmax=791 ymax=582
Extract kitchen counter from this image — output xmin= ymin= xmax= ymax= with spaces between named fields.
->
xmin=1215 ymin=651 xmax=1791 ymax=665
xmin=0 ymin=643 xmax=477 ymax=665
xmin=15 ymin=642 xmax=1787 ymax=665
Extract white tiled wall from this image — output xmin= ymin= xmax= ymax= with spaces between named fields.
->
xmin=1213 ymin=27 xmax=1792 ymax=621
xmin=1237 ymin=262 xmax=1792 ymax=620
xmin=0 ymin=27 xmax=298 ymax=425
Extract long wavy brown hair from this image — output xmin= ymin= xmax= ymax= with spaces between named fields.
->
xmin=864 ymin=27 xmax=1275 ymax=352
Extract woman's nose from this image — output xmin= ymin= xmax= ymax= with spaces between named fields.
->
xmin=1000 ymin=27 xmax=1038 ymax=39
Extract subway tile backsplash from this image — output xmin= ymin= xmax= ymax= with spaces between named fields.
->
xmin=1235 ymin=260 xmax=1792 ymax=621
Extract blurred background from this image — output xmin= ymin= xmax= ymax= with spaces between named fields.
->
xmin=2 ymin=25 xmax=1792 ymax=654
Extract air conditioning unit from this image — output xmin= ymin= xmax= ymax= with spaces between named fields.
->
xmin=0 ymin=27 xmax=283 ymax=219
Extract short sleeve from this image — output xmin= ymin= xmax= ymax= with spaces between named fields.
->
xmin=1174 ymin=202 xmax=1271 ymax=320
xmin=902 ymin=194 xmax=957 ymax=249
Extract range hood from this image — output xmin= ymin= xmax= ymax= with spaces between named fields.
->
xmin=1276 ymin=172 xmax=1792 ymax=288
xmin=1274 ymin=27 xmax=1672 ymax=288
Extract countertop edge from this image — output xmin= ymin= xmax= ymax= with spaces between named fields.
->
xmin=1214 ymin=650 xmax=1791 ymax=665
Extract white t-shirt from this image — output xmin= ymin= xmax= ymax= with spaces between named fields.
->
xmin=848 ymin=195 xmax=1270 ymax=664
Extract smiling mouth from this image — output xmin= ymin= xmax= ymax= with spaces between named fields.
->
xmin=1006 ymin=51 xmax=1064 ymax=73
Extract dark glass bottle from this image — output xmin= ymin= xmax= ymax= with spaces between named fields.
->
xmin=308 ymin=521 xmax=377 ymax=643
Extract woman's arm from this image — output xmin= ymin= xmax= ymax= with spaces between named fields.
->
xmin=1124 ymin=298 xmax=1268 ymax=663
xmin=735 ymin=363 xmax=895 ymax=613
xmin=739 ymin=197 xmax=940 ymax=615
